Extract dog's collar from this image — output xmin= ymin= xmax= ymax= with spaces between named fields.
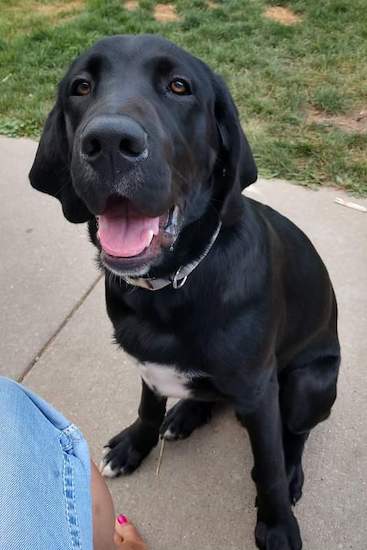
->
xmin=123 ymin=221 xmax=222 ymax=291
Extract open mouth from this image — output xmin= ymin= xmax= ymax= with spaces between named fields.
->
xmin=97 ymin=198 xmax=179 ymax=273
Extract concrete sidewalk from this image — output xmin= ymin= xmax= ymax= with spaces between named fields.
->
xmin=1 ymin=134 xmax=366 ymax=549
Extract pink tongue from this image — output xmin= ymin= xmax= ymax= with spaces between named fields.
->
xmin=97 ymin=201 xmax=160 ymax=257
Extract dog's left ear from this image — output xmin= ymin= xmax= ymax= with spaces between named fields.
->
xmin=29 ymin=100 xmax=91 ymax=223
xmin=212 ymin=74 xmax=257 ymax=225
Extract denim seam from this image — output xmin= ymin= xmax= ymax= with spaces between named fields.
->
xmin=61 ymin=435 xmax=83 ymax=549
xmin=63 ymin=424 xmax=82 ymax=441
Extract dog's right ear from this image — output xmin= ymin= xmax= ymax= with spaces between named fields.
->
xmin=29 ymin=101 xmax=91 ymax=223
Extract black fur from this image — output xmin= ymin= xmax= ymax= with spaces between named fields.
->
xmin=30 ymin=35 xmax=340 ymax=550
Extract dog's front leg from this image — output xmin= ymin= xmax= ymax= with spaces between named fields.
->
xmin=236 ymin=373 xmax=302 ymax=550
xmin=100 ymin=381 xmax=167 ymax=477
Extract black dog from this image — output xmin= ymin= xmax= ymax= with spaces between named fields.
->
xmin=29 ymin=35 xmax=340 ymax=550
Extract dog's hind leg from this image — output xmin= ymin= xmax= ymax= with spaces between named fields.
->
xmin=280 ymin=354 xmax=340 ymax=504
xmin=160 ymin=400 xmax=213 ymax=441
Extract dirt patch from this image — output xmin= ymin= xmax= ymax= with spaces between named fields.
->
xmin=34 ymin=0 xmax=84 ymax=18
xmin=307 ymin=108 xmax=367 ymax=134
xmin=124 ymin=1 xmax=139 ymax=11
xmin=5 ymin=0 xmax=84 ymax=20
xmin=207 ymin=0 xmax=219 ymax=8
xmin=264 ymin=6 xmax=302 ymax=26
xmin=154 ymin=4 xmax=181 ymax=23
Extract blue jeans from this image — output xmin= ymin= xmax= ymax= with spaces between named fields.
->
xmin=0 ymin=377 xmax=93 ymax=550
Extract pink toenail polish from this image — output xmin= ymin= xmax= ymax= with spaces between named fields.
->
xmin=117 ymin=514 xmax=128 ymax=525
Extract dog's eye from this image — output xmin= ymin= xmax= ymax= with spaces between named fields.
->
xmin=71 ymin=80 xmax=91 ymax=96
xmin=169 ymin=78 xmax=191 ymax=95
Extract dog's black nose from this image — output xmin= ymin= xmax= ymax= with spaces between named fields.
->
xmin=81 ymin=115 xmax=148 ymax=163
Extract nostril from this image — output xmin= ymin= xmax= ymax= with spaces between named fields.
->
xmin=83 ymin=137 xmax=101 ymax=158
xmin=119 ymin=137 xmax=147 ymax=158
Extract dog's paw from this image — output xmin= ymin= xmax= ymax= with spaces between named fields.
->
xmin=160 ymin=400 xmax=212 ymax=441
xmin=255 ymin=513 xmax=302 ymax=550
xmin=99 ymin=441 xmax=145 ymax=478
xmin=100 ymin=420 xmax=159 ymax=478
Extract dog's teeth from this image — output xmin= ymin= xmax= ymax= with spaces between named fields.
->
xmin=165 ymin=205 xmax=179 ymax=234
xmin=146 ymin=229 xmax=154 ymax=246
xmin=172 ymin=205 xmax=179 ymax=223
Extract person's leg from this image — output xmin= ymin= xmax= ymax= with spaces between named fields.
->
xmin=0 ymin=376 xmax=92 ymax=550
xmin=91 ymin=460 xmax=116 ymax=549
xmin=0 ymin=376 xmax=147 ymax=550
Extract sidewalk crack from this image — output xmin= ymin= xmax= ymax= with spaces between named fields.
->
xmin=18 ymin=274 xmax=103 ymax=382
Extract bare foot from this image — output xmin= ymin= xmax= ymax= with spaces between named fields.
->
xmin=114 ymin=515 xmax=147 ymax=549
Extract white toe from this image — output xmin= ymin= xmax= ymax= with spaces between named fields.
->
xmin=163 ymin=428 xmax=176 ymax=440
xmin=100 ymin=461 xmax=119 ymax=478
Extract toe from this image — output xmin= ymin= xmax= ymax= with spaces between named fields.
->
xmin=114 ymin=516 xmax=146 ymax=548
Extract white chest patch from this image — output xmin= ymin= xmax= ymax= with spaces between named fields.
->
xmin=137 ymin=363 xmax=194 ymax=399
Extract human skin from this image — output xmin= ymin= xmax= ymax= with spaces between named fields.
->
xmin=91 ymin=461 xmax=146 ymax=550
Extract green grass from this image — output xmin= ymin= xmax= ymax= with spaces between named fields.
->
xmin=0 ymin=0 xmax=366 ymax=194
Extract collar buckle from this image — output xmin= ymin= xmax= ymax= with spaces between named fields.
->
xmin=123 ymin=220 xmax=222 ymax=291
xmin=172 ymin=267 xmax=188 ymax=289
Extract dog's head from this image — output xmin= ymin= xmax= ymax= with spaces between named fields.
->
xmin=29 ymin=35 xmax=256 ymax=278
